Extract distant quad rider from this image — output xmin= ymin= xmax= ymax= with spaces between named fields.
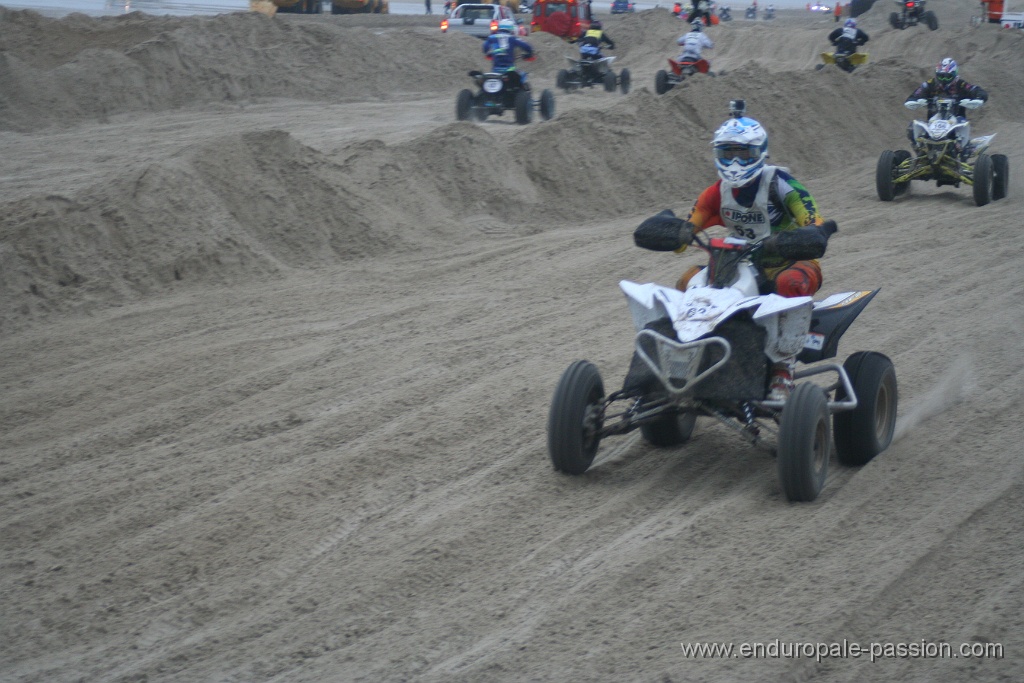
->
xmin=635 ymin=116 xmax=836 ymax=401
xmin=828 ymin=18 xmax=869 ymax=56
xmin=689 ymin=0 xmax=712 ymax=24
xmin=905 ymin=57 xmax=988 ymax=119
xmin=482 ymin=19 xmax=536 ymax=89
xmin=677 ymin=19 xmax=714 ymax=64
xmin=904 ymin=57 xmax=988 ymax=154
xmin=577 ymin=20 xmax=615 ymax=60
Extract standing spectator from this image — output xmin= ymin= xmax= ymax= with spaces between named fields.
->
xmin=833 ymin=2 xmax=842 ymax=21
xmin=425 ymin=0 xmax=432 ymax=13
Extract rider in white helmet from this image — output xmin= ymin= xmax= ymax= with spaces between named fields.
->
xmin=481 ymin=18 xmax=536 ymax=87
xmin=677 ymin=18 xmax=714 ymax=64
xmin=633 ymin=116 xmax=837 ymax=400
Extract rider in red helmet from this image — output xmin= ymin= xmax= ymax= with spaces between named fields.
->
xmin=905 ymin=57 xmax=988 ymax=119
xmin=904 ymin=57 xmax=989 ymax=155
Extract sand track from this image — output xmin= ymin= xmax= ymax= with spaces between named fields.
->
xmin=1 ymin=3 xmax=1023 ymax=681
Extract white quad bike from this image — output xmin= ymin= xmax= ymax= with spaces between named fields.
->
xmin=547 ymin=215 xmax=898 ymax=503
xmin=877 ymin=97 xmax=1009 ymax=206
xmin=557 ymin=53 xmax=631 ymax=93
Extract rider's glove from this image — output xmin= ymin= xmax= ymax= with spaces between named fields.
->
xmin=634 ymin=210 xmax=694 ymax=252
xmin=761 ymin=220 xmax=837 ymax=260
xmin=904 ymin=98 xmax=928 ymax=110
xmin=959 ymin=98 xmax=984 ymax=109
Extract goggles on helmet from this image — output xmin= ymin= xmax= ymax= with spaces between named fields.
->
xmin=714 ymin=143 xmax=762 ymax=166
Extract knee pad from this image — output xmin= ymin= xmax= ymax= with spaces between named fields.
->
xmin=775 ymin=262 xmax=821 ymax=297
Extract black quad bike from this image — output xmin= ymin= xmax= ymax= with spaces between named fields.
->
xmin=455 ymin=69 xmax=555 ymax=125
xmin=556 ymin=54 xmax=631 ymax=94
xmin=889 ymin=0 xmax=938 ymax=29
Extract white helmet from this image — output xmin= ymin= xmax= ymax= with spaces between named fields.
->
xmin=497 ymin=18 xmax=516 ymax=33
xmin=711 ymin=116 xmax=768 ymax=187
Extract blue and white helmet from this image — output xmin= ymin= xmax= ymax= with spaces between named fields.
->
xmin=711 ymin=116 xmax=769 ymax=187
xmin=497 ymin=18 xmax=516 ymax=33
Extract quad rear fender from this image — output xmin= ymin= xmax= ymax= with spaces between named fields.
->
xmin=798 ymin=289 xmax=879 ymax=364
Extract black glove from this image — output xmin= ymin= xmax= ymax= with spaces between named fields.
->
xmin=761 ymin=220 xmax=837 ymax=260
xmin=634 ymin=210 xmax=694 ymax=252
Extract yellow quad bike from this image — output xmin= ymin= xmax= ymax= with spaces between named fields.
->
xmin=816 ymin=51 xmax=868 ymax=73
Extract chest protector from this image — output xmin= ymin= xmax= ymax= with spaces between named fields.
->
xmin=719 ymin=166 xmax=778 ymax=242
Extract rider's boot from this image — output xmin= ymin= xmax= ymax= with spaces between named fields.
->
xmin=959 ymin=137 xmax=974 ymax=160
xmin=767 ymin=359 xmax=795 ymax=402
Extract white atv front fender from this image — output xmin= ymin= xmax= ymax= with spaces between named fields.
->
xmin=619 ymin=280 xmax=812 ymax=363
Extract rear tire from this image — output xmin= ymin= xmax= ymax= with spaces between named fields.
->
xmin=514 ymin=90 xmax=532 ymax=124
xmin=603 ymin=71 xmax=617 ymax=92
xmin=641 ymin=412 xmax=696 ymax=447
xmin=619 ymin=68 xmax=631 ymax=94
xmin=777 ymin=383 xmax=831 ymax=503
xmin=556 ymin=68 xmax=570 ymax=90
xmin=973 ymin=153 xmax=992 ymax=207
xmin=889 ymin=11 xmax=900 ymax=28
xmin=655 ymin=69 xmax=670 ymax=95
xmin=539 ymin=88 xmax=555 ymax=120
xmin=924 ymin=10 xmax=938 ymax=29
xmin=992 ymin=153 xmax=1009 ymax=200
xmin=455 ymin=89 xmax=474 ymax=121
xmin=876 ymin=149 xmax=897 ymax=201
xmin=548 ymin=361 xmax=605 ymax=475
xmin=833 ymin=352 xmax=897 ymax=467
